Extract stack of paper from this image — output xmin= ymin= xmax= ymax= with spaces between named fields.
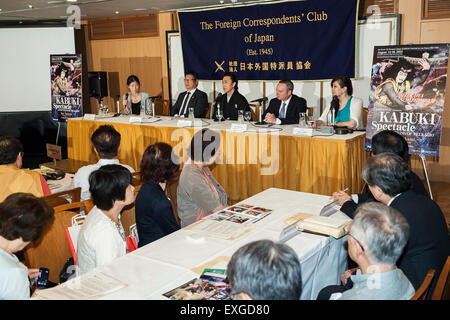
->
xmin=284 ymin=213 xmax=351 ymax=239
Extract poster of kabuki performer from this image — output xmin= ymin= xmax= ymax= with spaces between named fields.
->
xmin=365 ymin=44 xmax=449 ymax=157
xmin=50 ymin=54 xmax=82 ymax=122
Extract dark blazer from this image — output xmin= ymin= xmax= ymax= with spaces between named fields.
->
xmin=171 ymin=89 xmax=208 ymax=118
xmin=340 ymin=171 xmax=429 ymax=219
xmin=262 ymin=94 xmax=307 ymax=125
xmin=213 ymin=90 xmax=249 ymax=120
xmin=390 ymin=190 xmax=450 ymax=297
xmin=135 ymin=182 xmax=180 ymax=247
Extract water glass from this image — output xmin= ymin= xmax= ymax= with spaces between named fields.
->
xmin=238 ymin=110 xmax=244 ymax=123
xmin=244 ymin=111 xmax=252 ymax=122
xmin=188 ymin=107 xmax=195 ymax=120
xmin=299 ymin=112 xmax=307 ymax=127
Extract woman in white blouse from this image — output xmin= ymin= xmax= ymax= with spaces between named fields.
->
xmin=313 ymin=76 xmax=364 ymax=130
xmin=77 ymin=164 xmax=135 ymax=275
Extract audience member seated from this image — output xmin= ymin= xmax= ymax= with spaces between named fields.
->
xmin=262 ymin=80 xmax=307 ymax=125
xmin=334 ymin=130 xmax=428 ymax=218
xmin=72 ymin=125 xmax=134 ymax=201
xmin=77 ymin=165 xmax=134 ymax=275
xmin=213 ymin=72 xmax=250 ymax=121
xmin=0 ymin=193 xmax=54 ymax=299
xmin=226 ymin=239 xmax=302 ymax=300
xmin=177 ymin=129 xmax=227 ymax=227
xmin=122 ymin=75 xmax=152 ymax=115
xmin=171 ymin=71 xmax=208 ymax=118
xmin=0 ymin=136 xmax=50 ymax=202
xmin=313 ymin=75 xmax=363 ymax=129
xmin=330 ymin=202 xmax=415 ymax=300
xmin=360 ymin=153 xmax=449 ymax=296
xmin=135 ymin=142 xmax=180 ymax=247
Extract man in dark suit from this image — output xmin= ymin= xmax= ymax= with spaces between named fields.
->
xmin=262 ymin=80 xmax=307 ymax=125
xmin=362 ymin=153 xmax=449 ymax=298
xmin=171 ymin=71 xmax=208 ymax=118
xmin=334 ymin=130 xmax=428 ymax=219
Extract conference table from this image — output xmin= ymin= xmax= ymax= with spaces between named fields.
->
xmin=35 ymin=188 xmax=351 ymax=300
xmin=67 ymin=115 xmax=368 ymax=203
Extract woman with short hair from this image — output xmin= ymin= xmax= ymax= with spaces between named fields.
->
xmin=0 ymin=193 xmax=54 ymax=299
xmin=135 ymin=142 xmax=180 ymax=247
xmin=76 ymin=164 xmax=134 ymax=275
xmin=122 ymin=75 xmax=152 ymax=115
xmin=177 ymin=129 xmax=228 ymax=227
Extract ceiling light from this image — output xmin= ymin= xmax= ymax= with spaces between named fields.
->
xmin=134 ymin=8 xmax=147 ymax=11
xmin=28 ymin=5 xmax=33 ymax=9
xmin=115 ymin=11 xmax=119 ymax=14
xmin=66 ymin=0 xmax=78 ymax=2
xmin=220 ymin=0 xmax=224 ymax=3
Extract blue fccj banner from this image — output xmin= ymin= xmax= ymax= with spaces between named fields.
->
xmin=178 ymin=0 xmax=358 ymax=80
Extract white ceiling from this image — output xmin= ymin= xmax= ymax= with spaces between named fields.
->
xmin=0 ymin=0 xmax=280 ymax=21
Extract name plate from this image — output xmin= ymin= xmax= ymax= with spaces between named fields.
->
xmin=177 ymin=120 xmax=192 ymax=127
xmin=46 ymin=143 xmax=62 ymax=160
xmin=83 ymin=114 xmax=96 ymax=121
xmin=129 ymin=116 xmax=142 ymax=123
xmin=293 ymin=127 xmax=313 ymax=137
xmin=230 ymin=123 xmax=248 ymax=132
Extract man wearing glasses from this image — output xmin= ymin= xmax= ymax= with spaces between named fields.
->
xmin=171 ymin=71 xmax=208 ymax=118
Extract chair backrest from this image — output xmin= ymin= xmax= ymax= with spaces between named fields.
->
xmin=411 ymin=269 xmax=435 ymax=300
xmin=205 ymin=103 xmax=212 ymax=119
xmin=23 ymin=210 xmax=80 ymax=283
xmin=53 ymin=199 xmax=94 ymax=215
xmin=119 ymin=184 xmax=142 ymax=237
xmin=166 ymin=170 xmax=181 ymax=225
xmin=432 ymin=256 xmax=450 ymax=300
xmin=41 ymin=187 xmax=81 ymax=208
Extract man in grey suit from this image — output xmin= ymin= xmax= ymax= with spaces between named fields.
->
xmin=171 ymin=71 xmax=208 ymax=118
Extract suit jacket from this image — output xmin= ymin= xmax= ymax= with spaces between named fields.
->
xmin=213 ymin=90 xmax=249 ymax=121
xmin=262 ymin=94 xmax=307 ymax=125
xmin=390 ymin=190 xmax=449 ymax=297
xmin=340 ymin=171 xmax=429 ymax=219
xmin=171 ymin=89 xmax=208 ymax=118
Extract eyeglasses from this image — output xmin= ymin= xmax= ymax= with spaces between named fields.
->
xmin=348 ymin=232 xmax=365 ymax=252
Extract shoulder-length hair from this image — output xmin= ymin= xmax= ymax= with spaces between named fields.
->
xmin=140 ymin=142 xmax=180 ymax=184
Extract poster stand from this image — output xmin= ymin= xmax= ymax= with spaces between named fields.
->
xmin=420 ymin=155 xmax=433 ymax=200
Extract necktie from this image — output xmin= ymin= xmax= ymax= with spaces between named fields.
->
xmin=179 ymin=92 xmax=191 ymax=116
xmin=279 ymin=102 xmax=286 ymax=119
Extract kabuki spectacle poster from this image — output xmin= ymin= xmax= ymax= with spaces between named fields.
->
xmin=365 ymin=44 xmax=449 ymax=157
xmin=50 ymin=54 xmax=82 ymax=122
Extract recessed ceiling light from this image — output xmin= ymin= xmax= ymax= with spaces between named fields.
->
xmin=28 ymin=5 xmax=33 ymax=9
xmin=219 ymin=0 xmax=224 ymax=3
xmin=115 ymin=11 xmax=119 ymax=14
xmin=134 ymin=8 xmax=147 ymax=11
xmin=66 ymin=0 xmax=78 ymax=2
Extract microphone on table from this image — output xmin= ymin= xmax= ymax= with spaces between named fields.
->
xmin=212 ymin=93 xmax=223 ymax=121
xmin=113 ymin=95 xmax=121 ymax=117
xmin=250 ymin=97 xmax=268 ymax=103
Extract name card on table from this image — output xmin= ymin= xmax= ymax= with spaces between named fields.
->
xmin=83 ymin=114 xmax=96 ymax=121
xmin=129 ymin=116 xmax=142 ymax=123
xmin=229 ymin=123 xmax=248 ymax=132
xmin=177 ymin=120 xmax=192 ymax=127
xmin=292 ymin=127 xmax=313 ymax=137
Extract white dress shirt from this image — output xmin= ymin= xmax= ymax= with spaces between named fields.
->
xmin=72 ymin=159 xmax=135 ymax=201
xmin=179 ymin=88 xmax=197 ymax=116
xmin=76 ymin=206 xmax=127 ymax=275
xmin=275 ymin=95 xmax=293 ymax=125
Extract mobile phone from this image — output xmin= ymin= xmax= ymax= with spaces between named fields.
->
xmin=37 ymin=268 xmax=49 ymax=287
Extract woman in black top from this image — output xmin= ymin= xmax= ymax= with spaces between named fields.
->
xmin=214 ymin=72 xmax=250 ymax=120
xmin=135 ymin=142 xmax=180 ymax=247
xmin=122 ymin=75 xmax=151 ymax=115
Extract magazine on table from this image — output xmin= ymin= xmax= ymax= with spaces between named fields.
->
xmin=206 ymin=203 xmax=273 ymax=224
xmin=163 ymin=268 xmax=231 ymax=300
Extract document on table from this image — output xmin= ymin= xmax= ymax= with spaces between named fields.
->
xmin=188 ymin=220 xmax=251 ymax=240
xmin=35 ymin=272 xmax=127 ymax=300
xmin=303 ymin=215 xmax=349 ymax=228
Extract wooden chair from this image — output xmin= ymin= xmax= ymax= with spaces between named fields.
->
xmin=53 ymin=199 xmax=94 ymax=215
xmin=23 ymin=208 xmax=86 ymax=283
xmin=432 ymin=256 xmax=450 ymax=300
xmin=166 ymin=170 xmax=181 ymax=225
xmin=120 ymin=184 xmax=142 ymax=237
xmin=41 ymin=187 xmax=81 ymax=208
xmin=205 ymin=103 xmax=212 ymax=119
xmin=411 ymin=269 xmax=435 ymax=300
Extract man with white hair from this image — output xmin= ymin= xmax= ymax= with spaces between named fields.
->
xmin=334 ymin=202 xmax=415 ymax=300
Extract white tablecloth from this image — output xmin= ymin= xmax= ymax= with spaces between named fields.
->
xmin=38 ymin=188 xmax=351 ymax=300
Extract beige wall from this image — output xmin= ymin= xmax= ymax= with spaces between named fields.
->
xmin=399 ymin=0 xmax=450 ymax=183
xmin=87 ymin=13 xmax=174 ymax=113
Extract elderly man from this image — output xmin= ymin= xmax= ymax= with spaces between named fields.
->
xmin=0 ymin=136 xmax=50 ymax=202
xmin=361 ymin=152 xmax=449 ymax=296
xmin=73 ymin=125 xmax=134 ymax=200
xmin=171 ymin=71 xmax=208 ymax=118
xmin=334 ymin=130 xmax=428 ymax=218
xmin=334 ymin=202 xmax=415 ymax=300
xmin=226 ymin=239 xmax=302 ymax=300
xmin=262 ymin=80 xmax=307 ymax=125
